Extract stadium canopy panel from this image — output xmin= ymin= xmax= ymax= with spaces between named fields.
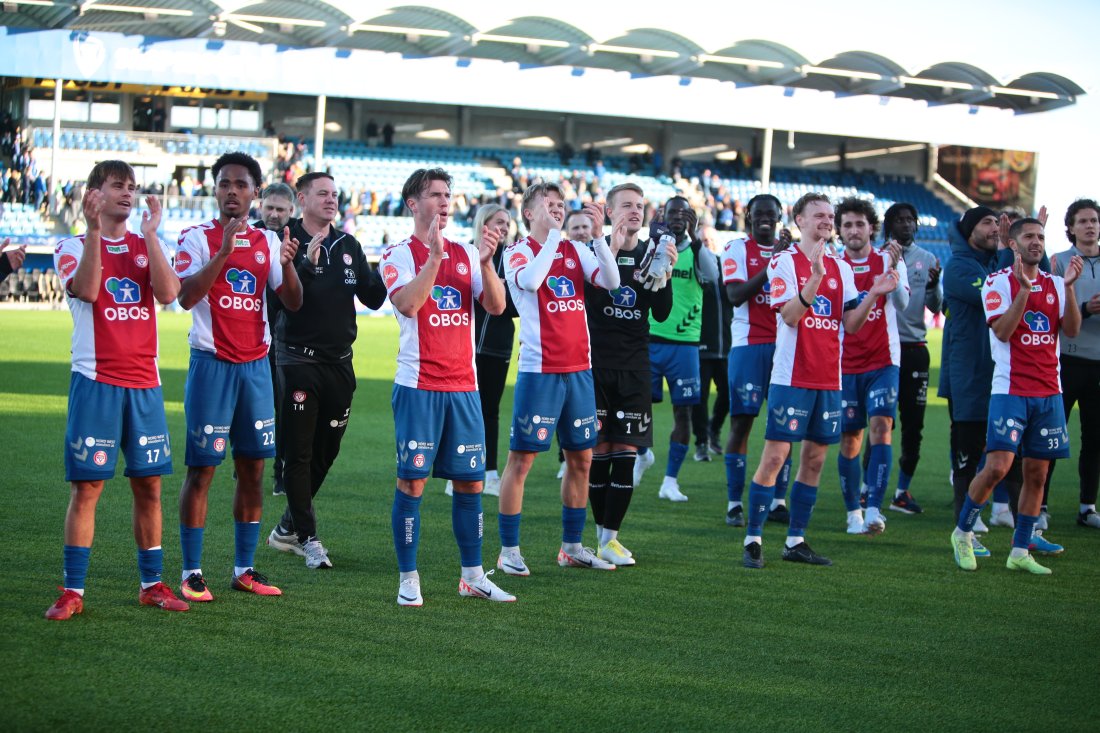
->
xmin=0 ymin=1 xmax=1081 ymax=113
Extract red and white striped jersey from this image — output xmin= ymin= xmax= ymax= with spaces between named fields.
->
xmin=722 ymin=237 xmax=777 ymax=347
xmin=983 ymin=268 xmax=1065 ymax=397
xmin=841 ymin=249 xmax=909 ymax=374
xmin=54 ymin=231 xmax=168 ymax=388
xmin=382 ymin=236 xmax=484 ymax=392
xmin=504 ymin=235 xmax=602 ymax=374
xmin=175 ymin=219 xmax=283 ymax=364
xmin=768 ymin=244 xmax=857 ymax=390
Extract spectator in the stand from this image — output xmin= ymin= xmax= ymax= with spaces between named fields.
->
xmin=382 ymin=122 xmax=395 ymax=148
xmin=0 ymin=238 xmax=27 ymax=285
xmin=693 ymin=227 xmax=731 ymax=462
xmin=365 ymin=119 xmax=379 ymax=147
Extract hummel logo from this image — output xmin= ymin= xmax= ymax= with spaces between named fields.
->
xmin=771 ymin=405 xmax=785 ymax=417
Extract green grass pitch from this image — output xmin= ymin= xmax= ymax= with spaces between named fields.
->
xmin=0 ymin=310 xmax=1095 ymax=731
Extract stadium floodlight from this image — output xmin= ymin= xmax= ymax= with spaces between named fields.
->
xmin=678 ymin=144 xmax=728 ymax=157
xmin=347 ymin=23 xmax=451 ymax=38
xmin=518 ymin=136 xmax=555 ymax=148
xmin=696 ymin=54 xmax=785 ymax=70
xmin=582 ymin=137 xmax=633 ymax=149
xmin=621 ymin=143 xmax=653 ymax=154
xmin=471 ymin=33 xmax=570 ymax=49
xmin=799 ymin=143 xmax=926 ymax=167
xmin=4 ymin=0 xmax=61 ymax=7
xmin=803 ymin=65 xmax=884 ymax=81
xmin=989 ymin=86 xmax=1061 ymax=100
xmin=224 ymin=13 xmax=326 ymax=28
xmin=415 ymin=129 xmax=451 ymax=140
xmin=899 ymin=76 xmax=973 ymax=91
xmin=587 ymin=43 xmax=679 ymax=60
xmin=715 ymin=150 xmax=739 ymax=161
xmin=83 ymin=3 xmax=193 ymax=16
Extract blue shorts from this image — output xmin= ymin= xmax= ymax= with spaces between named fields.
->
xmin=764 ymin=384 xmax=842 ymax=445
xmin=392 ymin=385 xmax=485 ymax=481
xmin=184 ymin=349 xmax=276 ymax=466
xmin=985 ymin=394 xmax=1070 ymax=460
xmin=64 ymin=372 xmax=172 ymax=482
xmin=841 ymin=366 xmax=900 ymax=432
xmin=728 ymin=343 xmax=775 ymax=416
xmin=510 ymin=370 xmax=598 ymax=452
xmin=649 ymin=342 xmax=701 ymax=405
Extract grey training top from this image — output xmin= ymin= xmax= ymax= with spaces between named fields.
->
xmin=1052 ymin=247 xmax=1100 ymax=362
xmin=895 ymin=242 xmax=943 ymax=344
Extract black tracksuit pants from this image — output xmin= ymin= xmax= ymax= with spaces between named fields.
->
xmin=692 ymin=357 xmax=729 ymax=446
xmin=897 ymin=343 xmax=930 ymax=479
xmin=1045 ymin=354 xmax=1100 ymax=505
xmin=476 ymin=353 xmax=510 ymax=472
xmin=276 ymin=360 xmax=356 ymax=542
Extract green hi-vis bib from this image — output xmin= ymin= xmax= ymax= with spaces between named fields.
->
xmin=649 ymin=245 xmax=702 ymax=342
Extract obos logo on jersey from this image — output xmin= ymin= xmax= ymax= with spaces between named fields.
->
xmin=803 ymin=294 xmax=839 ymax=330
xmin=985 ymin=290 xmax=1002 ymax=311
xmin=429 ymin=285 xmax=467 ymax=327
xmin=612 ymin=286 xmax=637 ymax=308
xmin=1021 ymin=310 xmax=1055 ymax=345
xmin=226 ymin=268 xmax=256 ymax=294
xmin=547 ymin=276 xmax=575 ymax=297
xmin=812 ymin=294 xmax=832 ymax=317
xmin=220 ymin=268 xmax=262 ymax=311
xmin=104 ymin=276 xmax=149 ymax=321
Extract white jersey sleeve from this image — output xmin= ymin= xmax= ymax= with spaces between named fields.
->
xmin=574 ymin=238 xmax=601 ymax=283
xmin=380 ymin=242 xmax=416 ymax=298
xmin=53 ymin=236 xmax=84 ymax=294
xmin=266 ymin=230 xmax=284 ymax=291
xmin=503 ymin=239 xmax=537 ymax=290
xmin=1053 ymin=275 xmax=1067 ymax=322
xmin=983 ymin=271 xmax=1013 ymax=323
xmin=465 ymin=243 xmax=485 ymax=301
xmin=175 ymin=227 xmax=209 ymax=279
xmin=722 ymin=239 xmax=748 ymax=284
xmin=839 ymin=259 xmax=858 ymax=304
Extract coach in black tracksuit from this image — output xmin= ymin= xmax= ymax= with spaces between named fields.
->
xmin=268 ymin=173 xmax=386 ymax=565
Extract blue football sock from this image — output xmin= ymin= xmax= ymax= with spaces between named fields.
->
xmin=837 ymin=453 xmax=862 ymax=511
xmin=957 ymin=495 xmax=987 ymax=533
xmin=788 ymin=481 xmax=819 ymax=537
xmin=1013 ymin=513 xmax=1038 ymax=550
xmin=137 ymin=547 xmax=163 ymax=585
xmin=638 ymin=447 xmax=649 ymax=456
xmin=562 ymin=505 xmax=586 ymax=544
xmin=665 ymin=441 xmax=689 ymax=478
xmin=233 ymin=521 xmax=261 ymax=569
xmin=452 ymin=491 xmax=483 ymax=568
xmin=866 ymin=444 xmax=893 ymax=511
xmin=746 ymin=482 xmax=773 ymax=536
xmin=391 ymin=489 xmax=422 ymax=573
xmin=775 ymin=456 xmax=792 ymax=500
xmin=993 ymin=480 xmax=1010 ymax=504
xmin=898 ymin=470 xmax=913 ymax=493
xmin=179 ymin=524 xmax=204 ymax=571
xmin=725 ymin=453 xmax=747 ymax=502
xmin=499 ymin=512 xmax=521 ymax=548
xmin=62 ymin=545 xmax=91 ymax=591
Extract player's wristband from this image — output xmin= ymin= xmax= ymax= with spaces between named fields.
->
xmin=798 ymin=292 xmax=811 ymax=308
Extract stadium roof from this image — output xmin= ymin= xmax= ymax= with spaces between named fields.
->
xmin=0 ymin=1 xmax=1084 ymax=113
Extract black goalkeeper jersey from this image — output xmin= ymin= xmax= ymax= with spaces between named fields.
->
xmin=585 ymin=237 xmax=673 ymax=371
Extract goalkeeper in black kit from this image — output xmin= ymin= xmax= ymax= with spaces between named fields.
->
xmin=584 ymin=183 xmax=676 ymax=565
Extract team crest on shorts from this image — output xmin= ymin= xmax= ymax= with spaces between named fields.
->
xmin=1010 ymin=430 xmax=1019 ymax=442
xmin=93 ymin=450 xmax=107 ymax=466
xmin=343 ymin=253 xmax=353 ymax=265
xmin=135 ymin=254 xmax=148 ymax=268
xmin=214 ymin=438 xmax=226 ymax=452
xmin=537 ymin=427 xmax=549 ymax=441
xmin=293 ymin=391 xmax=306 ymax=403
xmin=789 ymin=419 xmax=799 ymax=431
xmin=413 ymin=453 xmax=425 ymax=468
xmin=254 ymin=251 xmax=266 ymax=264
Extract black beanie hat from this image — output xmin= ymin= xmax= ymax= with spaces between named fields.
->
xmin=959 ymin=206 xmax=998 ymax=241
